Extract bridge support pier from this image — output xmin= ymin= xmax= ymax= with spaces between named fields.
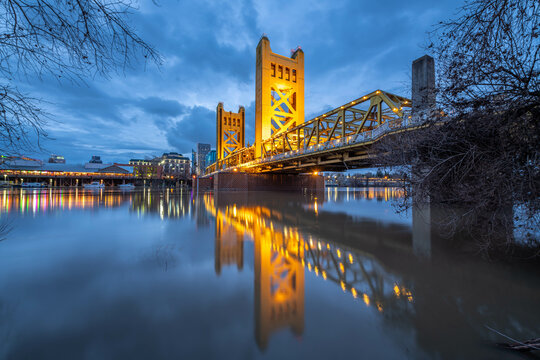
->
xmin=213 ymin=172 xmax=324 ymax=192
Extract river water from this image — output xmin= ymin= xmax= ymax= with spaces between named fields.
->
xmin=0 ymin=188 xmax=538 ymax=359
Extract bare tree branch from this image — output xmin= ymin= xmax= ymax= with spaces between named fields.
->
xmin=0 ymin=0 xmax=162 ymax=153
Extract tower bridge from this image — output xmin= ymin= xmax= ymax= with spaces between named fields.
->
xmin=205 ymin=36 xmax=434 ymax=184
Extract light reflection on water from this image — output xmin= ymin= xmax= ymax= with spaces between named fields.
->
xmin=0 ymin=188 xmax=538 ymax=359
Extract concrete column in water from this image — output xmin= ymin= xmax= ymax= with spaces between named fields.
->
xmin=412 ymin=55 xmax=435 ymax=121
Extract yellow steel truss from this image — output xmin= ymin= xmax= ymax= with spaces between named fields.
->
xmin=216 ymin=103 xmax=245 ymax=161
xmin=255 ymin=36 xmax=304 ymax=158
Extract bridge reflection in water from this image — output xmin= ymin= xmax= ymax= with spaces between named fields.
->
xmin=205 ymin=188 xmax=415 ymax=349
xmin=1 ymin=188 xmax=538 ymax=358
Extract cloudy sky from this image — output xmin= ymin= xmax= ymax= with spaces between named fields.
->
xmin=25 ymin=0 xmax=464 ymax=164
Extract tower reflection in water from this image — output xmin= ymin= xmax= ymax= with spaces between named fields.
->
xmin=206 ymin=188 xmax=413 ymax=350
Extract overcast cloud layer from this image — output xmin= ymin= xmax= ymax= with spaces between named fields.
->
xmin=22 ymin=0 xmax=464 ymax=163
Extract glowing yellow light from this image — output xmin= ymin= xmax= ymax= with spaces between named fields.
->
xmin=376 ymin=90 xmax=381 ymax=94
xmin=314 ymin=266 xmax=319 ymax=276
xmin=393 ymin=108 xmax=398 ymax=112
xmin=233 ymin=205 xmax=237 ymax=217
xmin=322 ymin=271 xmax=327 ymax=280
xmin=348 ymin=254 xmax=353 ymax=264
xmin=377 ymin=302 xmax=383 ymax=312
xmin=233 ymin=168 xmax=238 ymax=172
xmin=307 ymin=263 xmax=312 ymax=271
xmin=337 ymin=249 xmax=342 ymax=258
xmin=339 ymin=262 xmax=344 ymax=273
xmin=352 ymin=288 xmax=358 ymax=298
xmin=404 ymin=290 xmax=413 ymax=302
xmin=326 ymin=244 xmax=330 ymax=250
xmin=314 ymin=202 xmax=318 ymax=214
xmin=351 ymin=101 xmax=355 ymax=104
xmin=317 ymin=242 xmax=321 ymax=250
xmin=393 ymin=284 xmax=401 ymax=297
xmin=313 ymin=171 xmax=318 ymax=176
xmin=363 ymin=294 xmax=370 ymax=306
xmin=340 ymin=281 xmax=346 ymax=292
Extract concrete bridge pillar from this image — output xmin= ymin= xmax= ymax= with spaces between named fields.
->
xmin=213 ymin=172 xmax=324 ymax=192
xmin=412 ymin=55 xmax=435 ymax=122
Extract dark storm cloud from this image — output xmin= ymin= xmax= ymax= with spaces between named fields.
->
xmin=129 ymin=0 xmax=258 ymax=82
xmin=19 ymin=0 xmax=466 ymax=163
xmin=167 ymin=105 xmax=216 ymax=153
xmin=136 ymin=97 xmax=187 ymax=117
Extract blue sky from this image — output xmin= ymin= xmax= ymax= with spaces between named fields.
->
xmin=23 ymin=0 xmax=464 ymax=164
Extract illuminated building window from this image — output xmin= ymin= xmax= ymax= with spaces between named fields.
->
xmin=271 ymin=63 xmax=276 ymax=77
xmin=278 ymin=65 xmax=283 ymax=79
xmin=292 ymin=69 xmax=297 ymax=82
xmin=285 ymin=67 xmax=290 ymax=81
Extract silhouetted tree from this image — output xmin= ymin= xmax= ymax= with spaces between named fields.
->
xmin=0 ymin=0 xmax=161 ymax=154
xmin=374 ymin=0 xmax=539 ymax=255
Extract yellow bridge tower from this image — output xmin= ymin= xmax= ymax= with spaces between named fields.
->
xmin=216 ymin=103 xmax=245 ymax=162
xmin=255 ymin=36 xmax=305 ymax=158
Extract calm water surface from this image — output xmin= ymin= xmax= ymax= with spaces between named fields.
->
xmin=0 ymin=188 xmax=538 ymax=359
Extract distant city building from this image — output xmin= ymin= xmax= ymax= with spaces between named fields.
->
xmin=205 ymin=150 xmax=216 ymax=167
xmin=130 ymin=161 xmax=162 ymax=179
xmin=196 ymin=143 xmax=211 ymax=175
xmin=89 ymin=156 xmax=102 ymax=164
xmin=128 ymin=154 xmax=189 ymax=180
xmin=128 ymin=159 xmax=154 ymax=166
xmin=158 ymin=152 xmax=190 ymax=179
xmin=48 ymin=154 xmax=65 ymax=164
